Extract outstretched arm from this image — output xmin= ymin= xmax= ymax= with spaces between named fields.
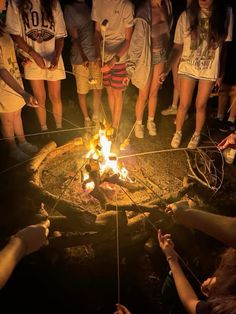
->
xmin=0 ymin=220 xmax=49 ymax=290
xmin=166 ymin=201 xmax=236 ymax=248
xmin=158 ymin=230 xmax=199 ymax=314
xmin=0 ymin=68 xmax=38 ymax=107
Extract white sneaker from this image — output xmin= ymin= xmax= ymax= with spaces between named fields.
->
xmin=161 ymin=106 xmax=177 ymax=116
xmin=171 ymin=131 xmax=182 ymax=148
xmin=135 ymin=123 xmax=144 ymax=139
xmin=19 ymin=141 xmax=38 ymax=154
xmin=223 ymin=148 xmax=236 ymax=164
xmin=187 ymin=133 xmax=200 ymax=149
xmin=147 ymin=121 xmax=157 ymax=136
xmin=10 ymin=147 xmax=29 ymax=161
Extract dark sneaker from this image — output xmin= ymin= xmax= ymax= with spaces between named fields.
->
xmin=219 ymin=121 xmax=235 ymax=133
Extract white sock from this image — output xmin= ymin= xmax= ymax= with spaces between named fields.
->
xmin=171 ymin=104 xmax=177 ymax=109
xmin=136 ymin=120 xmax=142 ymax=125
xmin=228 ymin=117 xmax=235 ymax=123
xmin=148 ymin=117 xmax=154 ymax=122
xmin=85 ymin=117 xmax=90 ymax=121
xmin=194 ymin=131 xmax=200 ymax=136
xmin=41 ymin=125 xmax=48 ymax=131
xmin=176 ymin=130 xmax=182 ymax=135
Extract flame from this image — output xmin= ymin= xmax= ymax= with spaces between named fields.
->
xmin=84 ymin=125 xmax=129 ymax=189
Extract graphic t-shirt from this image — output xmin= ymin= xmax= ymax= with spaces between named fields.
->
xmin=174 ymin=8 xmax=233 ymax=80
xmin=0 ymin=32 xmax=25 ymax=112
xmin=64 ymin=2 xmax=97 ymax=65
xmin=91 ymin=0 xmax=134 ymax=63
xmin=6 ymin=0 xmax=67 ymax=64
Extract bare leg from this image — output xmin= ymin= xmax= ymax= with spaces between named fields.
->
xmin=30 ymin=80 xmax=47 ymax=130
xmin=195 ymin=80 xmax=214 ymax=133
xmin=47 ymin=80 xmax=63 ymax=129
xmin=148 ymin=63 xmax=164 ymax=118
xmin=229 ymin=96 xmax=236 ymax=120
xmin=106 ymin=86 xmax=115 ymax=121
xmin=172 ymin=61 xmax=180 ymax=108
xmin=93 ymin=89 xmax=102 ymax=118
xmin=78 ymin=93 xmax=89 ymax=119
xmin=176 ymin=78 xmax=196 ymax=132
xmin=135 ymin=76 xmax=151 ymax=121
xmin=112 ymin=89 xmax=123 ymax=129
xmin=0 ymin=112 xmax=16 ymax=150
xmin=13 ymin=109 xmax=26 ymax=144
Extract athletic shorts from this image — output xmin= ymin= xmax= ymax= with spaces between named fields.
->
xmin=72 ymin=62 xmax=103 ymax=94
xmin=103 ymin=63 xmax=127 ymax=91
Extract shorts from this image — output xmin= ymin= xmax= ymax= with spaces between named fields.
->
xmin=72 ymin=62 xmax=103 ymax=94
xmin=103 ymin=63 xmax=127 ymax=91
xmin=24 ymin=55 xmax=66 ymax=81
xmin=152 ymin=49 xmax=167 ymax=65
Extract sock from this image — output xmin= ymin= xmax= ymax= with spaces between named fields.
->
xmin=41 ymin=125 xmax=48 ymax=131
xmin=194 ymin=131 xmax=200 ymax=136
xmin=85 ymin=117 xmax=91 ymax=121
xmin=217 ymin=113 xmax=224 ymax=121
xmin=228 ymin=117 xmax=235 ymax=123
xmin=136 ymin=120 xmax=142 ymax=125
xmin=148 ymin=117 xmax=154 ymax=122
xmin=176 ymin=130 xmax=182 ymax=135
xmin=171 ymin=104 xmax=177 ymax=109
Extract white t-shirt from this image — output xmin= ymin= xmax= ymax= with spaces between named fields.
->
xmin=91 ymin=0 xmax=134 ymax=63
xmin=6 ymin=0 xmax=67 ymax=64
xmin=174 ymin=8 xmax=233 ymax=81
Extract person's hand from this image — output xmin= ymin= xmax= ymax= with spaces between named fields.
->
xmin=13 ymin=220 xmax=50 ymax=255
xmin=165 ymin=200 xmax=191 ymax=222
xmin=30 ymin=51 xmax=46 ymax=69
xmin=22 ymin=91 xmax=38 ymax=108
xmin=215 ymin=77 xmax=223 ymax=90
xmin=48 ymin=54 xmax=59 ymax=70
xmin=114 ymin=304 xmax=131 ymax=314
xmin=101 ymin=57 xmax=116 ymax=73
xmin=218 ymin=133 xmax=236 ymax=150
xmin=158 ymin=229 xmax=178 ymax=262
xmin=201 ymin=277 xmax=216 ymax=297
xmin=122 ymin=77 xmax=130 ymax=86
xmin=21 ymin=57 xmax=32 ymax=67
xmin=158 ymin=71 xmax=168 ymax=84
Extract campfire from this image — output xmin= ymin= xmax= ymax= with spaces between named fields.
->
xmin=82 ymin=123 xmax=143 ymax=207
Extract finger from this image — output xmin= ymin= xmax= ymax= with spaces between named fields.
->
xmin=40 ymin=219 xmax=50 ymax=229
xmin=157 ymin=229 xmax=162 ymax=242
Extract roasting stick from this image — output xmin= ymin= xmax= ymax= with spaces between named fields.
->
xmin=119 ymin=185 xmax=202 ymax=286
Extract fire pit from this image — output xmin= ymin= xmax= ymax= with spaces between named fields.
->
xmin=28 ymin=126 xmax=206 ymax=251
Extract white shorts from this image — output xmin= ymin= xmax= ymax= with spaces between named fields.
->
xmin=24 ymin=55 xmax=66 ymax=81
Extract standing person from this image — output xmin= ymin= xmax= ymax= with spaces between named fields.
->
xmin=0 ymin=0 xmax=38 ymax=161
xmin=92 ymin=0 xmax=134 ymax=137
xmin=160 ymin=0 xmax=233 ymax=149
xmin=6 ymin=0 xmax=67 ymax=135
xmin=64 ymin=0 xmax=102 ymax=129
xmin=127 ymin=0 xmax=173 ymax=139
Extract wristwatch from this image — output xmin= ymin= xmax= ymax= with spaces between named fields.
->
xmin=114 ymin=55 xmax=120 ymax=62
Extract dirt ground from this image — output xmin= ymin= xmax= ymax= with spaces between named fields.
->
xmin=0 ymin=47 xmax=236 ymax=313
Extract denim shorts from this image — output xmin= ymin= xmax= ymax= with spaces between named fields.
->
xmin=152 ymin=49 xmax=167 ymax=65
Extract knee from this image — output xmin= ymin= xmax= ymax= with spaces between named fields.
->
xmin=48 ymin=92 xmax=61 ymax=104
xmin=178 ymin=102 xmax=189 ymax=113
xmin=196 ymin=102 xmax=207 ymax=112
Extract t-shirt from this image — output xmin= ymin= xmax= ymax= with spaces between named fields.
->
xmin=6 ymin=0 xmax=67 ymax=67
xmin=174 ymin=8 xmax=233 ymax=80
xmin=91 ymin=0 xmax=134 ymax=63
xmin=64 ymin=2 xmax=96 ymax=65
xmin=0 ymin=32 xmax=25 ymax=113
xmin=196 ymin=300 xmax=212 ymax=314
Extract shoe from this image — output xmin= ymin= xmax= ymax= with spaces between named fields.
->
xmin=171 ymin=131 xmax=182 ymax=148
xmin=10 ymin=147 xmax=30 ymax=162
xmin=219 ymin=121 xmax=235 ymax=133
xmin=19 ymin=141 xmax=38 ymax=155
xmin=134 ymin=123 xmax=144 ymax=139
xmin=223 ymin=148 xmax=236 ymax=164
xmin=92 ymin=117 xmax=100 ymax=130
xmin=161 ymin=106 xmax=177 ymax=116
xmin=147 ymin=121 xmax=157 ymax=136
xmin=187 ymin=133 xmax=200 ymax=149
